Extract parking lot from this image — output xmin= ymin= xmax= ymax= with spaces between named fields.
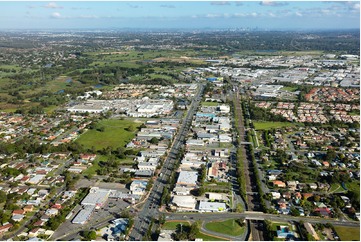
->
xmin=51 ymin=194 xmax=130 ymax=240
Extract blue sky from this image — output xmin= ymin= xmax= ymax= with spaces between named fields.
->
xmin=0 ymin=1 xmax=359 ymax=30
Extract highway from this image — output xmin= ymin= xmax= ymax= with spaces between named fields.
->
xmin=164 ymin=212 xmax=360 ymax=228
xmin=232 ymin=84 xmax=266 ymax=241
xmin=128 ymin=83 xmax=205 ymax=241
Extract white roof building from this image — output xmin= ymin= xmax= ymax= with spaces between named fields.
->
xmin=72 ymin=205 xmax=95 ymax=224
xmin=198 ymin=201 xmax=227 ymax=212
xmin=81 ymin=187 xmax=110 ymax=208
xmin=130 ymin=180 xmax=148 ymax=195
xmin=176 ymin=171 xmax=198 ymax=187
xmin=171 ymin=195 xmax=197 ymax=210
xmin=28 ymin=175 xmax=46 ymax=185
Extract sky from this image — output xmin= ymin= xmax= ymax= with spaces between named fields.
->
xmin=0 ymin=1 xmax=359 ymax=30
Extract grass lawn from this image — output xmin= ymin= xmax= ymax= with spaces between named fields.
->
xmin=202 ymin=101 xmax=219 ymax=107
xmin=329 ymin=183 xmax=347 ymax=193
xmin=76 ymin=119 xmax=141 ymax=150
xmin=348 ymin=110 xmax=360 ymax=116
xmin=269 ymin=222 xmax=290 ymax=231
xmin=195 ymin=231 xmax=228 ymax=241
xmin=204 ymin=219 xmax=246 ymax=237
xmin=82 ymin=158 xmax=101 ymax=177
xmin=44 ymin=105 xmax=58 ymax=114
xmin=345 ymin=181 xmax=360 ymax=195
xmin=162 ymin=221 xmax=190 ymax=230
xmin=253 ymin=121 xmax=302 ymax=130
xmin=334 ymin=226 xmax=360 ymax=241
xmin=282 ymin=86 xmax=298 ymax=92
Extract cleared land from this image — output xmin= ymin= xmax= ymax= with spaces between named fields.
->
xmin=204 ymin=219 xmax=245 ymax=237
xmin=253 ymin=121 xmax=302 ymax=130
xmin=76 ymin=119 xmax=141 ymax=150
xmin=195 ymin=231 xmax=228 ymax=241
xmin=202 ymin=101 xmax=220 ymax=107
xmin=334 ymin=226 xmax=360 ymax=241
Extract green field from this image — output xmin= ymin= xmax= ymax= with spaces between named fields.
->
xmin=195 ymin=231 xmax=228 ymax=241
xmin=162 ymin=221 xmax=190 ymax=230
xmin=329 ymin=183 xmax=347 ymax=193
xmin=202 ymin=101 xmax=219 ymax=107
xmin=82 ymin=158 xmax=101 ymax=177
xmin=76 ymin=119 xmax=141 ymax=150
xmin=281 ymin=86 xmax=298 ymax=92
xmin=334 ymin=226 xmax=360 ymax=241
xmin=204 ymin=219 xmax=245 ymax=237
xmin=162 ymin=221 xmax=226 ymax=241
xmin=253 ymin=121 xmax=302 ymax=130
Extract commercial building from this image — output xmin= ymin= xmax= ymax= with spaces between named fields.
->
xmin=171 ymin=195 xmax=197 ymax=211
xmin=81 ymin=187 xmax=110 ymax=208
xmin=72 ymin=205 xmax=95 ymax=224
xmin=176 ymin=171 xmax=198 ymax=187
xmin=198 ymin=201 xmax=227 ymax=212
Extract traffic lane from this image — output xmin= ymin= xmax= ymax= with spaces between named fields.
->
xmin=166 ymin=212 xmax=360 ymax=227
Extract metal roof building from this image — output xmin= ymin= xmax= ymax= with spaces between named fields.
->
xmin=71 ymin=205 xmax=95 ymax=224
xmin=81 ymin=187 xmax=110 ymax=208
xmin=176 ymin=171 xmax=198 ymax=187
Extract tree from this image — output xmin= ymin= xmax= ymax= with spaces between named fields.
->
xmin=188 ymin=222 xmax=200 ymax=240
xmin=149 ymin=137 xmax=159 ymax=145
xmin=325 ymin=149 xmax=337 ymax=161
xmin=290 ymin=207 xmax=300 ymax=216
xmin=81 ymin=230 xmax=97 ymax=240
xmin=125 ymin=125 xmax=135 ymax=132
xmin=0 ymin=190 xmax=6 ymax=203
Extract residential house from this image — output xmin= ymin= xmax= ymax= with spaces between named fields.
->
xmin=272 ymin=180 xmax=286 ymax=188
xmin=287 ymin=181 xmax=298 ymax=191
xmin=45 ymin=208 xmax=59 ymax=217
xmin=314 ymin=207 xmax=332 ymax=217
xmin=276 ymin=226 xmax=295 ymax=239
xmin=0 ymin=223 xmax=13 ymax=234
xmin=23 ymin=205 xmax=34 ymax=213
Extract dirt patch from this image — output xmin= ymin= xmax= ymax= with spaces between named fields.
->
xmin=323 ymin=228 xmax=335 ymax=241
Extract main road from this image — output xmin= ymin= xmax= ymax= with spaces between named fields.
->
xmin=164 ymin=212 xmax=360 ymax=228
xmin=128 ymin=83 xmax=205 ymax=241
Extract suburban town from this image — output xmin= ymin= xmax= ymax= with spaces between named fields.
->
xmin=0 ymin=1 xmax=360 ymax=241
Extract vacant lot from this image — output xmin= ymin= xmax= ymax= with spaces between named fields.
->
xmin=334 ymin=226 xmax=360 ymax=241
xmin=205 ymin=219 xmax=245 ymax=237
xmin=253 ymin=121 xmax=302 ymax=130
xmin=202 ymin=101 xmax=219 ymax=107
xmin=76 ymin=119 xmax=141 ymax=150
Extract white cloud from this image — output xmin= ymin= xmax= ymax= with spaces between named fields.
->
xmin=211 ymin=1 xmax=230 ymax=6
xmin=295 ymin=12 xmax=303 ymax=17
xmin=351 ymin=3 xmax=360 ymax=10
xmin=127 ymin=4 xmax=142 ymax=9
xmin=50 ymin=12 xmax=62 ymax=18
xmin=206 ymin=13 xmax=221 ymax=18
xmin=71 ymin=7 xmax=91 ymax=10
xmin=44 ymin=2 xmax=63 ymax=9
xmin=160 ymin=4 xmax=176 ymax=9
xmin=260 ymin=1 xmax=288 ymax=7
